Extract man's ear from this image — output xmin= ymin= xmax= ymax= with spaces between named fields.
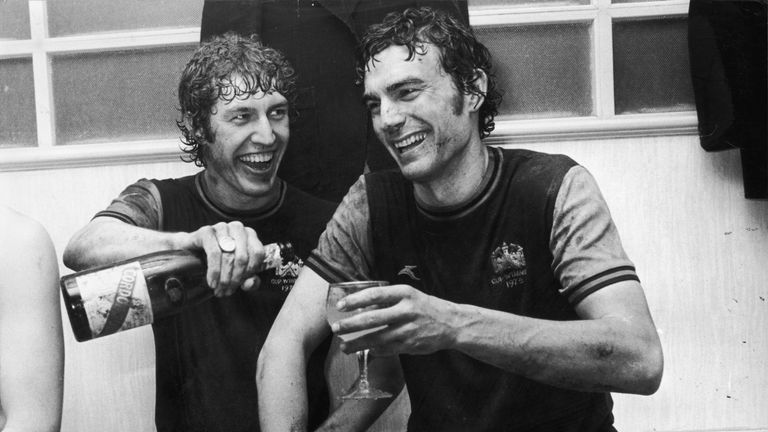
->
xmin=468 ymin=69 xmax=489 ymax=112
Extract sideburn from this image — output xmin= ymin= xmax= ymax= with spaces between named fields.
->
xmin=198 ymin=122 xmax=216 ymax=166
xmin=451 ymin=88 xmax=464 ymax=116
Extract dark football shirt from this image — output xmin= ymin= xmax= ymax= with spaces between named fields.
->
xmin=96 ymin=173 xmax=336 ymax=432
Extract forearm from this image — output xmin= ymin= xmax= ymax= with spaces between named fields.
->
xmin=257 ymin=334 xmax=402 ymax=432
xmin=257 ymin=337 xmax=313 ymax=431
xmin=258 ymin=267 xmax=379 ymax=431
xmin=256 ymin=354 xmax=401 ymax=432
xmin=448 ymin=300 xmax=661 ymax=394
xmin=63 ymin=217 xmax=186 ymax=270
xmin=257 ymin=268 xmax=405 ymax=431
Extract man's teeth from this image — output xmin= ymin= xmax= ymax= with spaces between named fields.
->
xmin=239 ymin=153 xmax=274 ymax=163
xmin=394 ymin=133 xmax=426 ymax=149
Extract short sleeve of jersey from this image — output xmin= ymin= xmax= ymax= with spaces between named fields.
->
xmin=306 ymin=176 xmax=375 ymax=283
xmin=550 ymin=166 xmax=639 ymax=305
xmin=94 ymin=179 xmax=163 ymax=230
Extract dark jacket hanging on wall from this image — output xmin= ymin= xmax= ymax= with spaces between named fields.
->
xmin=688 ymin=0 xmax=767 ymax=199
xmin=200 ymin=0 xmax=470 ymax=203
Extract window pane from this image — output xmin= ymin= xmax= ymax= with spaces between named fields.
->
xmin=475 ymin=23 xmax=593 ymax=119
xmin=0 ymin=58 xmax=37 ymax=148
xmin=52 ymin=46 xmax=196 ymax=145
xmin=470 ymin=0 xmax=588 ymax=7
xmin=49 ymin=0 xmax=204 ymax=36
xmin=613 ymin=17 xmax=695 ymax=114
xmin=0 ymin=0 xmax=31 ymax=39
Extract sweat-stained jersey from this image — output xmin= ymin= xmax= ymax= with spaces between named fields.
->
xmin=95 ymin=173 xmax=336 ymax=432
xmin=308 ymin=146 xmax=637 ymax=431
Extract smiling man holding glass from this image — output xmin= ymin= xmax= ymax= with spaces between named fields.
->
xmin=257 ymin=7 xmax=664 ymax=431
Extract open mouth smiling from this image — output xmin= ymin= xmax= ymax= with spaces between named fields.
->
xmin=392 ymin=132 xmax=426 ymax=154
xmin=238 ymin=152 xmax=274 ymax=170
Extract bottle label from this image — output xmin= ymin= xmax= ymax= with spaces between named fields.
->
xmin=76 ymin=261 xmax=154 ymax=338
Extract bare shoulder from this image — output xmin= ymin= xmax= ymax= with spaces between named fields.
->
xmin=0 ymin=206 xmax=52 ymax=254
xmin=0 ymin=207 xmax=57 ymax=294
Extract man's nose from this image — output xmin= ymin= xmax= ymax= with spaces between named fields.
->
xmin=249 ymin=117 xmax=276 ymax=146
xmin=379 ymin=100 xmax=406 ymax=131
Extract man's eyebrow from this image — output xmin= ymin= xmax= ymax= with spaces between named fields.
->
xmin=386 ymin=78 xmax=424 ymax=93
xmin=221 ymin=100 xmax=288 ymax=114
xmin=268 ymin=100 xmax=289 ymax=111
xmin=362 ymin=78 xmax=425 ymax=104
xmin=220 ymin=103 xmax=253 ymax=114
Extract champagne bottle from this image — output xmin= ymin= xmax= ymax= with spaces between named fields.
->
xmin=60 ymin=242 xmax=294 ymax=342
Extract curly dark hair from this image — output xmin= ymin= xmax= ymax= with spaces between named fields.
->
xmin=177 ymin=32 xmax=297 ymax=167
xmin=358 ymin=7 xmax=501 ymax=139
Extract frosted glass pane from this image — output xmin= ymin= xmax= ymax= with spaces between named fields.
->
xmin=469 ymin=0 xmax=588 ymax=7
xmin=613 ymin=18 xmax=695 ymax=114
xmin=0 ymin=0 xmax=31 ymax=39
xmin=475 ymin=23 xmax=593 ymax=119
xmin=0 ymin=58 xmax=36 ymax=148
xmin=49 ymin=0 xmax=204 ymax=36
xmin=52 ymin=46 xmax=197 ymax=145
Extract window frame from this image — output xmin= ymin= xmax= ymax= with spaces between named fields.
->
xmin=471 ymin=0 xmax=696 ymax=146
xmin=0 ymin=0 xmax=695 ymax=171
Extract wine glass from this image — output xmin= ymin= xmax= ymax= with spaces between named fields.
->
xmin=326 ymin=280 xmax=392 ymax=400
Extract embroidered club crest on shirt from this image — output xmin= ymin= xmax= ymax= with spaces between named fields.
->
xmin=490 ymin=242 xmax=527 ymax=289
xmin=271 ymin=258 xmax=303 ymax=292
xmin=277 ymin=258 xmax=302 ymax=278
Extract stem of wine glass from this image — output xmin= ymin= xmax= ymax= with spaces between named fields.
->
xmin=357 ymin=349 xmax=371 ymax=393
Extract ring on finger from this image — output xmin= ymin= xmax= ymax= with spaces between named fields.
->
xmin=218 ymin=236 xmax=236 ymax=253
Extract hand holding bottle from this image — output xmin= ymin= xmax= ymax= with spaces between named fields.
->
xmin=179 ymin=220 xmax=266 ymax=297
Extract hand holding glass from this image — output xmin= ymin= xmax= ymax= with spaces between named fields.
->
xmin=326 ymin=280 xmax=391 ymax=400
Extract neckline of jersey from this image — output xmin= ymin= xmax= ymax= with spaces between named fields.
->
xmin=416 ymin=146 xmax=502 ymax=221
xmin=194 ymin=173 xmax=286 ymax=221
